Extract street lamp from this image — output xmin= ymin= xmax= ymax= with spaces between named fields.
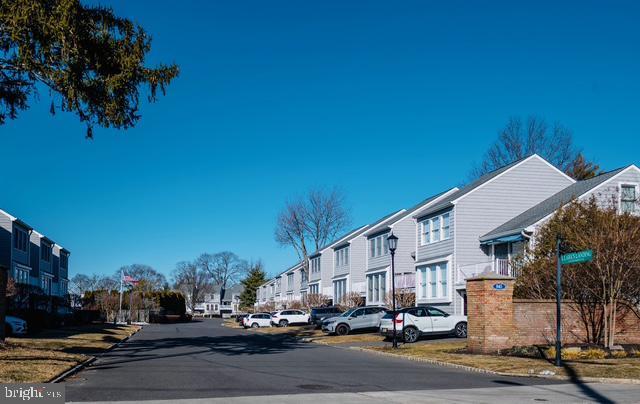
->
xmin=387 ymin=232 xmax=399 ymax=348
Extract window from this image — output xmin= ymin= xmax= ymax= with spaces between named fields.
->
xmin=427 ymin=307 xmax=447 ymax=317
xmin=300 ymin=291 xmax=307 ymax=303
xmin=311 ymin=257 xmax=321 ymax=273
xmin=309 ymin=283 xmax=319 ymax=295
xmin=60 ymin=253 xmax=69 ymax=269
xmin=418 ymin=262 xmax=449 ymax=300
xmin=367 ymin=272 xmax=387 ymax=304
xmin=287 ymin=273 xmax=294 ymax=290
xmin=301 ymin=269 xmax=308 ymax=283
xmin=13 ymin=227 xmax=28 ymax=252
xmin=13 ymin=265 xmax=29 ymax=284
xmin=333 ymin=279 xmax=347 ymax=304
xmin=419 ymin=212 xmax=452 ymax=246
xmin=60 ymin=279 xmax=68 ymax=295
xmin=335 ymin=247 xmax=350 ymax=267
xmin=369 ymin=234 xmax=390 ymax=258
xmin=621 ymin=184 xmax=637 ymax=214
xmin=41 ymin=275 xmax=52 ymax=295
xmin=41 ymin=243 xmax=51 ymax=262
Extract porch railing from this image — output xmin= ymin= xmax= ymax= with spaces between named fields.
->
xmin=457 ymin=258 xmax=520 ymax=283
xmin=394 ymin=273 xmax=416 ymax=289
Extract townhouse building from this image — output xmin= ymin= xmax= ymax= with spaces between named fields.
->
xmin=0 ymin=209 xmax=70 ymax=300
xmin=256 ymin=155 xmax=639 ymax=317
xmin=195 ymin=284 xmax=244 ymax=317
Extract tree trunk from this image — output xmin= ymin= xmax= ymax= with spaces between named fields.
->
xmin=0 ymin=265 xmax=8 ymax=343
xmin=609 ymin=299 xmax=617 ymax=349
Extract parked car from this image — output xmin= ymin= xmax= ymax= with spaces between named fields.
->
xmin=322 ymin=306 xmax=386 ymax=335
xmin=309 ymin=306 xmax=343 ymax=328
xmin=5 ymin=315 xmax=27 ymax=336
xmin=243 ymin=313 xmax=272 ymax=328
xmin=379 ymin=306 xmax=467 ymax=343
xmin=271 ymin=310 xmax=309 ymax=327
xmin=235 ymin=314 xmax=249 ymax=323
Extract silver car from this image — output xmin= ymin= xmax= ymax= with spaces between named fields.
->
xmin=322 ymin=306 xmax=386 ymax=335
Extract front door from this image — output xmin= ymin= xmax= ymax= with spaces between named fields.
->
xmin=427 ymin=307 xmax=450 ymax=332
xmin=347 ymin=308 xmax=367 ymax=329
xmin=412 ymin=307 xmax=432 ymax=332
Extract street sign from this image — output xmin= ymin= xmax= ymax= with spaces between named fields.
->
xmin=560 ymin=250 xmax=593 ymax=265
xmin=492 ymin=283 xmax=507 ymax=291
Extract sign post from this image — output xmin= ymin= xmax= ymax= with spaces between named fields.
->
xmin=555 ymin=245 xmax=593 ymax=367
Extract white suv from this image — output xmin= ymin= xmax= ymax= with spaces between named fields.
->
xmin=243 ymin=313 xmax=272 ymax=328
xmin=379 ymin=306 xmax=467 ymax=343
xmin=271 ymin=310 xmax=309 ymax=327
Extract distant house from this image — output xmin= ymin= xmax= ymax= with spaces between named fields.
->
xmin=195 ymin=284 xmax=244 ymax=317
xmin=0 ymin=209 xmax=70 ymax=300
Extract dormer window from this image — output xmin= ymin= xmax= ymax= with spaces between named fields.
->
xmin=13 ymin=227 xmax=28 ymax=252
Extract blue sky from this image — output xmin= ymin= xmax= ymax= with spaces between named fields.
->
xmin=2 ymin=1 xmax=639 ymax=280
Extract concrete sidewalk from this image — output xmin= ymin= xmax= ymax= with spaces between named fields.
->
xmin=72 ymin=383 xmax=640 ymax=404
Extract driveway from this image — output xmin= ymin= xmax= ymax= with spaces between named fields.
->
xmin=65 ymin=319 xmax=638 ymax=403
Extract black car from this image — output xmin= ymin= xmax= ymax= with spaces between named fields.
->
xmin=309 ymin=306 xmax=344 ymax=328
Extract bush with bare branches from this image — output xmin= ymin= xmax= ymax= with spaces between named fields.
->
xmin=305 ymin=293 xmax=331 ymax=309
xmin=385 ymin=289 xmax=416 ymax=309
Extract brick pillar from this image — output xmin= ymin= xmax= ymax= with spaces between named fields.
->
xmin=466 ymin=274 xmax=515 ymax=353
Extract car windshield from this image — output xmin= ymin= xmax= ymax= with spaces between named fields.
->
xmin=340 ymin=308 xmax=357 ymax=317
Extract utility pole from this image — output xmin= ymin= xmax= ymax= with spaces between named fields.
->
xmin=555 ymin=236 xmax=562 ymax=367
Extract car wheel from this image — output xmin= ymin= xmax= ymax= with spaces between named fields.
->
xmin=403 ymin=327 xmax=419 ymax=343
xmin=455 ymin=322 xmax=467 ymax=338
xmin=335 ymin=324 xmax=349 ymax=336
xmin=279 ymin=320 xmax=289 ymax=327
xmin=251 ymin=322 xmax=259 ymax=328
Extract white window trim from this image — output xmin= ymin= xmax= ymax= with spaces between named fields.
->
xmin=366 ymin=270 xmax=388 ymax=305
xmin=618 ymin=182 xmax=639 ymax=214
xmin=415 ymin=256 xmax=452 ymax=304
xmin=419 ymin=212 xmax=452 ymax=246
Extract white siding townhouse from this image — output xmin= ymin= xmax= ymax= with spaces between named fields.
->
xmin=0 ymin=209 xmax=70 ymax=300
xmin=256 ymin=155 xmax=640 ymax=315
xmin=195 ymin=284 xmax=244 ymax=317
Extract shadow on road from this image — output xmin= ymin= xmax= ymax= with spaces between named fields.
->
xmin=89 ymin=331 xmax=308 ymax=370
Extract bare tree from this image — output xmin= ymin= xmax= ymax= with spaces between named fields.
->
xmin=197 ymin=252 xmax=249 ymax=302
xmin=172 ymin=261 xmax=212 ymax=313
xmin=515 ymin=195 xmax=640 ymax=348
xmin=305 ymin=293 xmax=331 ymax=309
xmin=117 ymin=264 xmax=167 ymax=292
xmin=275 ymin=188 xmax=350 ymax=277
xmin=385 ymin=289 xmax=416 ymax=309
xmin=470 ymin=116 xmax=600 ymax=181
xmin=341 ymin=292 xmax=364 ymax=309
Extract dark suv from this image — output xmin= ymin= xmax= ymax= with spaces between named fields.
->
xmin=309 ymin=306 xmax=343 ymax=328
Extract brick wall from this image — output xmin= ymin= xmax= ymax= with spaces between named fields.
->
xmin=467 ymin=276 xmax=640 ymax=353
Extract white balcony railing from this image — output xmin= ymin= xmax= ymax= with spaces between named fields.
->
xmin=457 ymin=258 xmax=519 ymax=283
xmin=394 ymin=273 xmax=416 ymax=289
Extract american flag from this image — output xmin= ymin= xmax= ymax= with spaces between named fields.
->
xmin=123 ymin=274 xmax=139 ymax=286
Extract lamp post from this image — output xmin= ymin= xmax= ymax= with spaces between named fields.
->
xmin=387 ymin=232 xmax=399 ymax=349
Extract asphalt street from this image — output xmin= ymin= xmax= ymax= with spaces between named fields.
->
xmin=65 ymin=319 xmax=637 ymax=403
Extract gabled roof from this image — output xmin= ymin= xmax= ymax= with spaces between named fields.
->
xmin=415 ymin=154 xmax=561 ymax=220
xmin=363 ymin=189 xmax=456 ymax=237
xmin=307 ymin=223 xmax=371 ymax=258
xmin=332 ymin=209 xmax=406 ymax=247
xmin=480 ymin=166 xmax=632 ymax=241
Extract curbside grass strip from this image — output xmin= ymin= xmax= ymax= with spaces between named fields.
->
xmin=326 ymin=344 xmax=640 ymax=385
xmin=49 ymin=326 xmax=143 ymax=383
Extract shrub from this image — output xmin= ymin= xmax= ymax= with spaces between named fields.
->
xmin=580 ymin=348 xmax=606 ymax=359
xmin=611 ymin=350 xmax=628 ymax=359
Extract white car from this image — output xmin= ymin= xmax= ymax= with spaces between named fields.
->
xmin=5 ymin=315 xmax=27 ymax=336
xmin=271 ymin=310 xmax=309 ymax=327
xmin=379 ymin=306 xmax=467 ymax=343
xmin=243 ymin=313 xmax=272 ymax=328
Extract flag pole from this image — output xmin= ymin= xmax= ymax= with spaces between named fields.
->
xmin=118 ymin=268 xmax=124 ymax=324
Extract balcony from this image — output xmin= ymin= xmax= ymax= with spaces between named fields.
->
xmin=456 ymin=258 xmax=520 ymax=283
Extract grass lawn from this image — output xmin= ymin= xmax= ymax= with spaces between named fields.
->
xmin=313 ymin=333 xmax=385 ymax=345
xmin=368 ymin=341 xmax=640 ymax=380
xmin=0 ymin=323 xmax=140 ymax=383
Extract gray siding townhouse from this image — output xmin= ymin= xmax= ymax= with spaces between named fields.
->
xmin=325 ymin=211 xmax=413 ymax=305
xmin=480 ymin=164 xmax=640 ymax=270
xmin=196 ymin=284 xmax=244 ymax=317
xmin=0 ymin=209 xmax=70 ymax=299
xmin=413 ymin=154 xmax=574 ymax=315
xmin=362 ymin=190 xmax=459 ymax=306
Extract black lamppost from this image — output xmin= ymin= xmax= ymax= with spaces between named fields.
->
xmin=387 ymin=232 xmax=399 ymax=348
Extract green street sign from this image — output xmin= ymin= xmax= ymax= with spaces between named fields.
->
xmin=561 ymin=250 xmax=593 ymax=265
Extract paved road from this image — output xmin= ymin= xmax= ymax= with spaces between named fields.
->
xmin=66 ymin=320 xmax=637 ymax=403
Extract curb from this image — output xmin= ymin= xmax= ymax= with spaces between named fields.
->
xmin=49 ymin=325 xmax=143 ymax=383
xmin=320 ymin=344 xmax=640 ymax=385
